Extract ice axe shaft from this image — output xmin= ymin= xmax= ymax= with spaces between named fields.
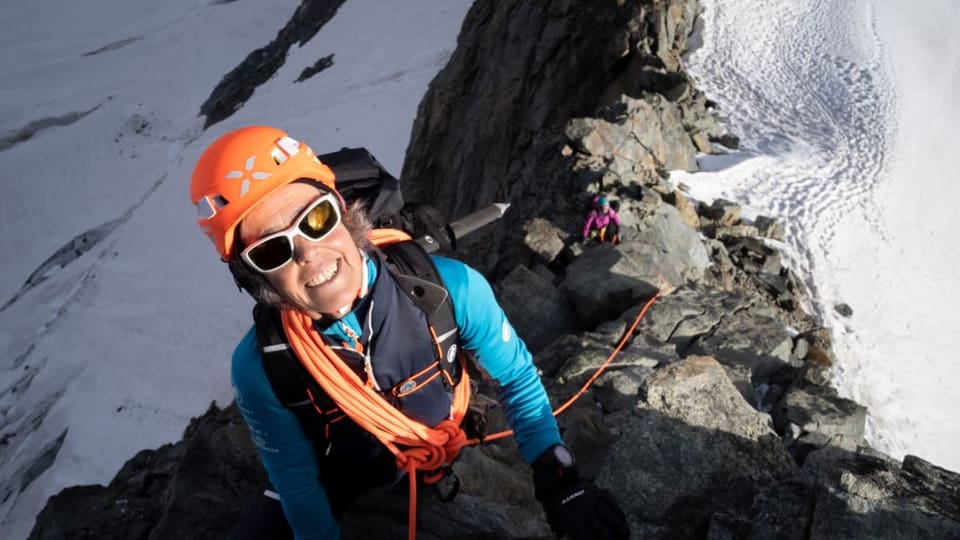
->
xmin=416 ymin=203 xmax=510 ymax=253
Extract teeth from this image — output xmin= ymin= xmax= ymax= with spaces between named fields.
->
xmin=306 ymin=260 xmax=339 ymax=287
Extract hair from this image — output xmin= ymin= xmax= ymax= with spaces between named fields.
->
xmin=228 ymin=200 xmax=374 ymax=308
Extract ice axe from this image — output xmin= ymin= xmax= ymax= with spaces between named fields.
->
xmin=414 ymin=203 xmax=510 ymax=253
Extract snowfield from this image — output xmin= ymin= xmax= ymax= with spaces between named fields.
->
xmin=674 ymin=0 xmax=960 ymax=471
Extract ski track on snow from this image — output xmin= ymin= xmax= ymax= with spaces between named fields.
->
xmin=684 ymin=0 xmax=896 ymax=442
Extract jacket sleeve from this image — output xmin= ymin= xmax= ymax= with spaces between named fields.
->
xmin=582 ymin=210 xmax=597 ymax=237
xmin=431 ymin=256 xmax=562 ymax=463
xmin=232 ymin=328 xmax=340 ymax=540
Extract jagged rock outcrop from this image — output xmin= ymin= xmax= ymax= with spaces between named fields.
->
xmin=600 ymin=356 xmax=799 ymax=538
xmin=28 ymin=403 xmax=267 ymax=540
xmin=401 ymin=0 xmax=728 ymax=279
xmin=29 ymin=0 xmax=960 ymax=539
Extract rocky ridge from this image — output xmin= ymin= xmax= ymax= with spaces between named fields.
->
xmin=28 ymin=1 xmax=960 ymax=539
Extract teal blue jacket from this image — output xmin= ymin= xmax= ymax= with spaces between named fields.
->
xmin=231 ymin=254 xmax=561 ymax=539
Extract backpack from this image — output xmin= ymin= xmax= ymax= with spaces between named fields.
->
xmin=319 ymin=147 xmax=454 ymax=251
xmin=251 ymin=147 xmax=462 ymax=455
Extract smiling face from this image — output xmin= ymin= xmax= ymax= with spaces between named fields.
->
xmin=238 ymin=182 xmax=364 ymax=320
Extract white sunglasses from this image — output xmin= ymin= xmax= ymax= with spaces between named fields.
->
xmin=240 ymin=193 xmax=342 ymax=273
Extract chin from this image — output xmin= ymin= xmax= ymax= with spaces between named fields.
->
xmin=307 ymin=290 xmax=353 ymax=316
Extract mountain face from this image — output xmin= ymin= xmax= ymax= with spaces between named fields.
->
xmin=28 ymin=1 xmax=960 ymax=539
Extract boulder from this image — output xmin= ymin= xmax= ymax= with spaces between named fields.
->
xmin=661 ymin=189 xmax=700 ymax=229
xmin=686 ymin=310 xmax=801 ymax=406
xmin=803 ymin=449 xmax=960 ymax=539
xmin=617 ymin=195 xmax=711 ymax=287
xmin=494 ymin=264 xmax=580 ymax=353
xmin=834 ymin=303 xmax=854 ymax=318
xmin=520 ymin=217 xmax=570 ymax=266
xmin=700 ymin=198 xmax=742 ymax=227
xmin=561 ymin=243 xmax=660 ymax=328
xmin=754 ymin=215 xmax=786 ymax=241
xmin=566 ymin=93 xmax=700 ymax=177
xmin=599 ymin=356 xmax=798 ymax=537
xmin=773 ymin=378 xmax=868 ymax=460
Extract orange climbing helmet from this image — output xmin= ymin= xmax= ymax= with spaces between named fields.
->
xmin=190 ymin=126 xmax=338 ymax=260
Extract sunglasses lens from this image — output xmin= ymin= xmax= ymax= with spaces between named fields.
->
xmin=246 ymin=237 xmax=293 ymax=272
xmin=300 ymin=199 xmax=339 ymax=239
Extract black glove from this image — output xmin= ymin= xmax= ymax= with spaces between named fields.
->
xmin=532 ymin=445 xmax=630 ymax=540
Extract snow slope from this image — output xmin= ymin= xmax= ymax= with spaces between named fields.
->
xmin=674 ymin=0 xmax=960 ymax=470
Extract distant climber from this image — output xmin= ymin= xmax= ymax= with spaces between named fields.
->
xmin=582 ymin=195 xmax=621 ymax=244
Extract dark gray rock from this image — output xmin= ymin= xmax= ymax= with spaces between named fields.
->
xmin=616 ymin=194 xmax=711 ymax=288
xmin=700 ymin=198 xmax=742 ymax=227
xmin=28 ymin=403 xmax=267 ymax=540
xmin=725 ymin=236 xmax=783 ymax=275
xmin=773 ymin=378 xmax=868 ymax=461
xmin=711 ymin=133 xmax=741 ymax=150
xmin=536 ymin=309 xmax=673 ymax=388
xmin=561 ymin=243 xmax=661 ymax=328
xmin=600 ymin=357 xmax=798 ymax=536
xmin=634 ymin=284 xmax=758 ymax=353
xmin=754 ymin=215 xmax=786 ymax=241
xmin=834 ymin=303 xmax=854 ymax=318
xmin=566 ymin=93 xmax=700 ymax=177
xmin=519 ymin=217 xmax=571 ymax=267
xmin=199 ymin=0 xmax=346 ymax=128
xmin=494 ymin=264 xmax=580 ymax=353
xmin=702 ymin=239 xmax=737 ymax=291
xmin=804 ymin=449 xmax=960 ymax=539
xmin=687 ymin=309 xmax=800 ymax=406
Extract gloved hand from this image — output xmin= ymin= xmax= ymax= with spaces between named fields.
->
xmin=532 ymin=445 xmax=630 ymax=540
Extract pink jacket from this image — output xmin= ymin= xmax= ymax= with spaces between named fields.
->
xmin=582 ymin=208 xmax=620 ymax=237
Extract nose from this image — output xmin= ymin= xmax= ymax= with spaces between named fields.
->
xmin=292 ymin=234 xmax=317 ymax=265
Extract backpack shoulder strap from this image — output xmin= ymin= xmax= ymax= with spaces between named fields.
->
xmin=253 ymin=304 xmax=333 ymax=435
xmin=377 ymin=239 xmax=461 ymax=380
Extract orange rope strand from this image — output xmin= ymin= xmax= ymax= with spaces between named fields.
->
xmin=465 ymin=290 xmax=661 ymax=445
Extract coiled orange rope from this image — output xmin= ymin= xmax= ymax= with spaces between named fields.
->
xmin=282 ymin=308 xmax=471 ymax=540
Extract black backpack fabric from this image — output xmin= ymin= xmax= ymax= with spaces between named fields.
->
xmin=319 ymin=147 xmax=454 ymax=251
xmin=318 ymin=147 xmax=405 ymax=229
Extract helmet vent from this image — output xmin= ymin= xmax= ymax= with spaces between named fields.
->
xmin=273 ymin=136 xmax=301 ymax=165
xmin=196 ymin=194 xmax=230 ymax=219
